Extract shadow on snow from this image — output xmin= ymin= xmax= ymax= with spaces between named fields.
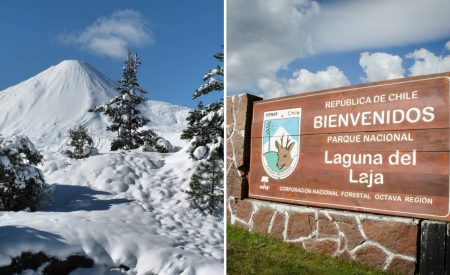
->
xmin=40 ymin=184 xmax=132 ymax=212
xmin=0 ymin=226 xmax=66 ymax=250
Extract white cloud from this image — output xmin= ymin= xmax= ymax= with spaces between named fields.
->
xmin=228 ymin=0 xmax=450 ymax=94
xmin=312 ymin=0 xmax=450 ymax=53
xmin=406 ymin=47 xmax=450 ymax=76
xmin=258 ymin=66 xmax=350 ymax=98
xmin=357 ymin=42 xmax=450 ymax=82
xmin=60 ymin=10 xmax=152 ymax=59
xmin=227 ymin=0 xmax=320 ymax=90
xmin=359 ymin=52 xmax=404 ymax=82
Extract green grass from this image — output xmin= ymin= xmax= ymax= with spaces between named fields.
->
xmin=227 ymin=225 xmax=392 ymax=275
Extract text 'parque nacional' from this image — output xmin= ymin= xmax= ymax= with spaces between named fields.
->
xmin=248 ymin=73 xmax=450 ymax=221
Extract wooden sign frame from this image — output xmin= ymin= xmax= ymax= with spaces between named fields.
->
xmin=248 ymin=73 xmax=450 ymax=221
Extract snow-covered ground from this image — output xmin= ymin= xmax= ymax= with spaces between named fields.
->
xmin=0 ymin=60 xmax=223 ymax=274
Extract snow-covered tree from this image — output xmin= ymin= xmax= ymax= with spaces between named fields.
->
xmin=184 ymin=47 xmax=224 ymax=216
xmin=89 ymin=50 xmax=161 ymax=151
xmin=186 ymin=153 xmax=223 ymax=215
xmin=192 ymin=51 xmax=223 ymax=99
xmin=0 ymin=135 xmax=47 ymax=211
xmin=181 ymin=101 xmax=223 ymax=160
xmin=140 ymin=129 xmax=170 ymax=153
xmin=64 ymin=125 xmax=96 ymax=159
xmin=181 ymin=48 xmax=224 ymax=160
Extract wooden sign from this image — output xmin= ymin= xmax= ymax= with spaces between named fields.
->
xmin=248 ymin=73 xmax=450 ymax=221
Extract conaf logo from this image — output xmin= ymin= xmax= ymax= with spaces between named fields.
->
xmin=261 ymin=108 xmax=301 ymax=179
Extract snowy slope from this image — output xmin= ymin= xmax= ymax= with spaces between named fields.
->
xmin=0 ymin=150 xmax=223 ymax=274
xmin=0 ymin=60 xmax=189 ymax=150
xmin=141 ymin=100 xmax=189 ymax=147
xmin=0 ymin=61 xmax=223 ymax=274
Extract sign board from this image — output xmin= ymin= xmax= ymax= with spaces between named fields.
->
xmin=248 ymin=73 xmax=450 ymax=221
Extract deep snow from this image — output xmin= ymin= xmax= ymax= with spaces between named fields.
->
xmin=0 ymin=60 xmax=223 ymax=274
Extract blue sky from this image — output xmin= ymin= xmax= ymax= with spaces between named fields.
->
xmin=0 ymin=0 xmax=223 ymax=108
xmin=227 ymin=0 xmax=450 ymax=99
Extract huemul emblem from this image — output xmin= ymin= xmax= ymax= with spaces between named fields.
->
xmin=275 ymin=134 xmax=295 ymax=170
xmin=261 ymin=108 xmax=301 ymax=180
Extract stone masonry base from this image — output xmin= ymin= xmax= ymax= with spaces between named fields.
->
xmin=227 ymin=197 xmax=418 ymax=274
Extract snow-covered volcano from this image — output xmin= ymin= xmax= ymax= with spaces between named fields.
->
xmin=0 ymin=60 xmax=189 ymax=150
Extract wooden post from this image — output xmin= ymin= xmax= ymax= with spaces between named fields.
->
xmin=447 ymin=223 xmax=450 ymax=275
xmin=418 ymin=220 xmax=449 ymax=274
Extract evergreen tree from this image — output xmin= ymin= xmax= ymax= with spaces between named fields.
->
xmin=192 ymin=51 xmax=223 ymax=99
xmin=186 ymin=153 xmax=224 ymax=215
xmin=0 ymin=135 xmax=47 ymax=211
xmin=181 ymin=101 xmax=223 ymax=160
xmin=181 ymin=102 xmax=204 ymax=141
xmin=265 ymin=121 xmax=273 ymax=151
xmin=89 ymin=50 xmax=160 ymax=151
xmin=140 ymin=129 xmax=170 ymax=153
xmin=64 ymin=125 xmax=95 ymax=159
xmin=184 ymin=47 xmax=224 ymax=216
xmin=181 ymin=48 xmax=224 ymax=160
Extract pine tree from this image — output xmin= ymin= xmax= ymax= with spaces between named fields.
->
xmin=181 ymin=102 xmax=204 ymax=141
xmin=265 ymin=121 xmax=273 ymax=151
xmin=0 ymin=135 xmax=47 ymax=211
xmin=186 ymin=153 xmax=224 ymax=215
xmin=64 ymin=125 xmax=95 ymax=159
xmin=181 ymin=101 xmax=223 ymax=160
xmin=181 ymin=48 xmax=224 ymax=160
xmin=192 ymin=51 xmax=223 ymax=99
xmin=89 ymin=50 xmax=160 ymax=151
xmin=184 ymin=47 xmax=224 ymax=216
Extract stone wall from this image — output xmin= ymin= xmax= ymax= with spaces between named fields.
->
xmin=227 ymin=197 xmax=418 ymax=274
xmin=226 ymin=93 xmax=261 ymax=199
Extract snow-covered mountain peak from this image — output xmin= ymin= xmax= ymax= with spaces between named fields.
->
xmin=0 ymin=60 xmax=189 ymax=150
xmin=43 ymin=60 xmax=115 ymax=86
xmin=53 ymin=59 xmax=86 ymax=70
xmin=46 ymin=60 xmax=93 ymax=80
xmin=44 ymin=60 xmax=100 ymax=75
xmin=1 ymin=59 xmax=116 ymax=100
xmin=56 ymin=59 xmax=85 ymax=67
